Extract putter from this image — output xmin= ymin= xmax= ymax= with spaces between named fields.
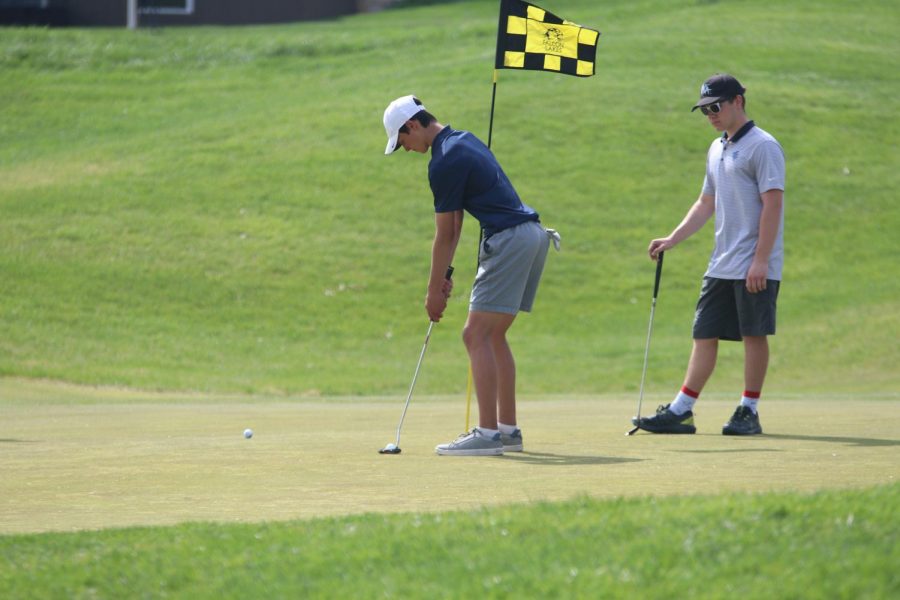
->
xmin=380 ymin=266 xmax=454 ymax=454
xmin=627 ymin=251 xmax=664 ymax=436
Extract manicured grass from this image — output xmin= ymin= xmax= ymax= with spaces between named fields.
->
xmin=3 ymin=377 xmax=898 ymax=533
xmin=2 ymin=484 xmax=897 ymax=598
xmin=1 ymin=0 xmax=897 ymax=396
xmin=2 ymin=379 xmax=898 ymax=596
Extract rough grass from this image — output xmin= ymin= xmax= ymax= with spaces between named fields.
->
xmin=1 ymin=0 xmax=897 ymax=396
xmin=2 ymin=484 xmax=897 ymax=598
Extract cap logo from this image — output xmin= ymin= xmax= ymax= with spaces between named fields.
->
xmin=701 ymin=83 xmax=712 ymax=97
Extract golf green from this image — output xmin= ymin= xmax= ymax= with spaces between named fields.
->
xmin=2 ymin=379 xmax=897 ymax=534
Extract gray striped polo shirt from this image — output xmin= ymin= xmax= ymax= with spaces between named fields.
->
xmin=701 ymin=122 xmax=785 ymax=280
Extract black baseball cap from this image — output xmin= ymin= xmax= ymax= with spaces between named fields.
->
xmin=691 ymin=74 xmax=746 ymax=111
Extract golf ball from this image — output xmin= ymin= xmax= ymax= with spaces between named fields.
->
xmin=243 ymin=428 xmax=253 ymax=439
xmin=384 ymin=443 xmax=396 ymax=451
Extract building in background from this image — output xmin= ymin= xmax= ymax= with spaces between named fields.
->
xmin=0 ymin=0 xmax=400 ymax=27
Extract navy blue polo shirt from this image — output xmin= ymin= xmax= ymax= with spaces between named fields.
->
xmin=429 ymin=126 xmax=538 ymax=236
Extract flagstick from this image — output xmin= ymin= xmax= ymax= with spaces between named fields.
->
xmin=468 ymin=0 xmax=597 ymax=431
xmin=467 ymin=0 xmax=511 ymax=429
xmin=488 ymin=69 xmax=499 ymax=149
xmin=465 ymin=369 xmax=473 ymax=431
xmin=465 ymin=69 xmax=501 ymax=432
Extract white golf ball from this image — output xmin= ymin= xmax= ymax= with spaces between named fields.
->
xmin=243 ymin=428 xmax=253 ymax=439
xmin=384 ymin=443 xmax=396 ymax=450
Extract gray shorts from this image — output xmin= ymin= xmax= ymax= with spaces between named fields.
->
xmin=470 ymin=220 xmax=550 ymax=314
xmin=692 ymin=277 xmax=780 ymax=341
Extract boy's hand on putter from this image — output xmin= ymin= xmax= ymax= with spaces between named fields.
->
xmin=648 ymin=238 xmax=672 ymax=260
xmin=442 ymin=277 xmax=453 ymax=298
xmin=425 ymin=291 xmax=447 ymax=322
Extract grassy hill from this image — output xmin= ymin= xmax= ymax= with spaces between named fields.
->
xmin=1 ymin=0 xmax=898 ymax=397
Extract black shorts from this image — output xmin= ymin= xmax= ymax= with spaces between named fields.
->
xmin=692 ymin=277 xmax=780 ymax=341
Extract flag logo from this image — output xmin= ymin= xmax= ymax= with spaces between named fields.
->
xmin=542 ymin=27 xmax=564 ymax=54
xmin=495 ymin=0 xmax=600 ymax=77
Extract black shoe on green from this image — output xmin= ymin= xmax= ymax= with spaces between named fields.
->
xmin=722 ymin=405 xmax=763 ymax=435
xmin=632 ymin=403 xmax=696 ymax=434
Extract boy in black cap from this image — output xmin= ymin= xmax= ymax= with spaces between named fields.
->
xmin=637 ymin=74 xmax=786 ymax=435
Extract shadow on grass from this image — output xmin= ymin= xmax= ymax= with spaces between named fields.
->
xmin=762 ymin=433 xmax=900 ymax=447
xmin=674 ymin=433 xmax=899 ymax=449
xmin=678 ymin=448 xmax=783 ymax=454
xmin=0 ymin=439 xmax=36 ymax=443
xmin=503 ymin=451 xmax=644 ymax=466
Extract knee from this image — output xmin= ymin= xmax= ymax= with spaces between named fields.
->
xmin=462 ymin=323 xmax=488 ymax=351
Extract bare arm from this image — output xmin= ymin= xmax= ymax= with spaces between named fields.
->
xmin=648 ymin=193 xmax=716 ymax=260
xmin=745 ymin=189 xmax=783 ymax=293
xmin=425 ymin=210 xmax=463 ymax=321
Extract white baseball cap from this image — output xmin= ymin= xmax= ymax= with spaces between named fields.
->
xmin=383 ymin=95 xmax=425 ymax=155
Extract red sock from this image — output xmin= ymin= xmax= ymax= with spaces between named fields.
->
xmin=670 ymin=386 xmax=700 ymax=414
xmin=681 ymin=385 xmax=700 ymax=398
xmin=741 ymin=390 xmax=760 ymax=414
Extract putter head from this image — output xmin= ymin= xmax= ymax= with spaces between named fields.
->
xmin=379 ymin=443 xmax=401 ymax=454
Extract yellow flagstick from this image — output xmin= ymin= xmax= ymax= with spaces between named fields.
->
xmin=465 ymin=366 xmax=473 ymax=431
xmin=471 ymin=0 xmax=596 ymax=432
xmin=465 ymin=68 xmax=499 ymax=431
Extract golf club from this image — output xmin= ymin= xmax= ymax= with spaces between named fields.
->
xmin=627 ymin=251 xmax=664 ymax=436
xmin=379 ymin=265 xmax=454 ymax=454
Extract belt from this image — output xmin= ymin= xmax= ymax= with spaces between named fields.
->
xmin=481 ymin=222 xmax=561 ymax=251
xmin=482 ymin=218 xmax=538 ymax=240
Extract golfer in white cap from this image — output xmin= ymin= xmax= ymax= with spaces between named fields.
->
xmin=383 ymin=95 xmax=559 ymax=456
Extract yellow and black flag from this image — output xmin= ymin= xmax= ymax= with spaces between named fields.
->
xmin=494 ymin=0 xmax=600 ymax=77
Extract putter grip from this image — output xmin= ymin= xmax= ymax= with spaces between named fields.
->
xmin=653 ymin=251 xmax=664 ymax=298
xmin=445 ymin=265 xmax=454 ymax=280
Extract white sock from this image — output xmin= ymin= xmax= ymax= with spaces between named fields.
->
xmin=740 ymin=395 xmax=759 ymax=414
xmin=477 ymin=427 xmax=499 ymax=438
xmin=498 ymin=423 xmax=518 ymax=435
xmin=669 ymin=386 xmax=699 ymax=415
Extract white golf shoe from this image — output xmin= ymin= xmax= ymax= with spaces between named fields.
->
xmin=435 ymin=429 xmax=504 ymax=456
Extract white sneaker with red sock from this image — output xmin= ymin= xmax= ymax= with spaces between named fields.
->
xmin=669 ymin=385 xmax=699 ymax=416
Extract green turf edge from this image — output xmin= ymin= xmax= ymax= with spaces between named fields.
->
xmin=2 ymin=483 xmax=897 ymax=599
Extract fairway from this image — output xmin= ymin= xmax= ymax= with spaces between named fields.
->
xmin=2 ymin=379 xmax=897 ymax=535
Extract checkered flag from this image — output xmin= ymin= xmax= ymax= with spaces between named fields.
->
xmin=494 ymin=0 xmax=600 ymax=77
